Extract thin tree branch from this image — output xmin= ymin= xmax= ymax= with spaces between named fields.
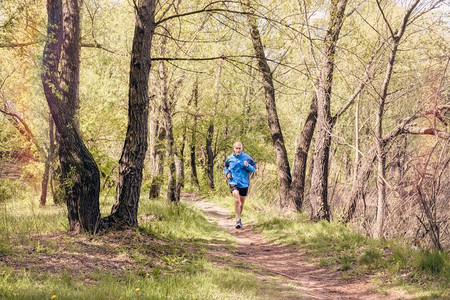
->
xmin=0 ymin=108 xmax=44 ymax=156
xmin=81 ymin=42 xmax=123 ymax=55
xmin=0 ymin=41 xmax=38 ymax=48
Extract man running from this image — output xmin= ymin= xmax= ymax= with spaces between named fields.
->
xmin=224 ymin=142 xmax=256 ymax=229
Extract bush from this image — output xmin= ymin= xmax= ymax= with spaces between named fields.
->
xmin=413 ymin=249 xmax=449 ymax=277
xmin=0 ymin=179 xmax=21 ymax=203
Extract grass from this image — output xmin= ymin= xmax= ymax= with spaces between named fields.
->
xmin=0 ymin=189 xmax=282 ymax=300
xmin=0 ymin=261 xmax=267 ymax=300
xmin=246 ymin=198 xmax=449 ymax=298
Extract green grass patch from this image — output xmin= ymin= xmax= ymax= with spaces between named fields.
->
xmin=0 ymin=261 xmax=271 ymax=300
xmin=0 ymin=192 xmax=281 ymax=299
xmin=138 ymin=197 xmax=234 ymax=244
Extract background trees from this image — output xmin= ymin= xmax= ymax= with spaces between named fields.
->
xmin=1 ymin=0 xmax=448 ymax=247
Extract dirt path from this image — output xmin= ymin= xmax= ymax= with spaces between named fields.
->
xmin=183 ymin=193 xmax=410 ymax=300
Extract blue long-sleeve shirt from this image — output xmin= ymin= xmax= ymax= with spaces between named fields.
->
xmin=224 ymin=151 xmax=256 ymax=188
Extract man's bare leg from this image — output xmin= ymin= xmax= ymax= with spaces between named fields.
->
xmin=232 ymin=190 xmax=241 ymax=221
xmin=239 ymin=196 xmax=246 ymax=218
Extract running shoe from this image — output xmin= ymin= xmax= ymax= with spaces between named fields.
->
xmin=235 ymin=219 xmax=243 ymax=229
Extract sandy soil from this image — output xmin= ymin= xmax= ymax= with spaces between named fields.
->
xmin=183 ymin=193 xmax=411 ymax=300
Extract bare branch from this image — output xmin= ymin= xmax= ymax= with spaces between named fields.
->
xmin=332 ymin=43 xmax=383 ymax=123
xmin=403 ymin=125 xmax=450 ymax=139
xmin=0 ymin=41 xmax=38 ymax=48
xmin=376 ymin=0 xmax=395 ymax=38
xmin=0 ymin=107 xmax=44 ymax=156
xmin=81 ymin=42 xmax=124 ymax=55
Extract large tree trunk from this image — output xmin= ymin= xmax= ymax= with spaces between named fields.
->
xmin=246 ymin=7 xmax=292 ymax=208
xmin=42 ymin=0 xmax=101 ymax=233
xmin=309 ymin=0 xmax=348 ymax=221
xmin=105 ymin=0 xmax=156 ymax=228
xmin=289 ymin=95 xmax=317 ymax=211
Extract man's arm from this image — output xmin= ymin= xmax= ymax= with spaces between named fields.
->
xmin=245 ymin=156 xmax=256 ymax=173
xmin=224 ymin=157 xmax=231 ymax=177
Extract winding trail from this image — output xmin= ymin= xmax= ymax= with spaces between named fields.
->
xmin=182 ymin=193 xmax=410 ymax=300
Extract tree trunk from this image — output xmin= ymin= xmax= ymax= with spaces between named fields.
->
xmin=40 ymin=113 xmax=54 ymax=206
xmin=40 ymin=155 xmax=50 ymax=206
xmin=289 ymin=95 xmax=317 ymax=211
xmin=149 ymin=117 xmax=165 ymax=199
xmin=189 ymin=79 xmax=200 ymax=187
xmin=205 ymin=123 xmax=215 ymax=189
xmin=372 ymin=0 xmax=420 ymax=238
xmin=105 ymin=0 xmax=156 ymax=228
xmin=309 ymin=0 xmax=348 ymax=221
xmin=343 ymin=147 xmax=376 ymax=222
xmin=42 ymin=0 xmax=101 ymax=233
xmin=175 ymin=136 xmax=185 ymax=201
xmin=205 ymin=61 xmax=223 ymax=190
xmin=160 ymin=59 xmax=177 ymax=202
xmin=246 ymin=7 xmax=292 ymax=208
xmin=242 ymin=59 xmax=255 ymax=134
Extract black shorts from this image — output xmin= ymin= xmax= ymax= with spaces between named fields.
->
xmin=229 ymin=184 xmax=248 ymax=196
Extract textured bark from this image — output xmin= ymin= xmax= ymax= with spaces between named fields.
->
xmin=289 ymin=95 xmax=317 ymax=211
xmin=309 ymin=0 xmax=348 ymax=221
xmin=149 ymin=117 xmax=165 ymax=199
xmin=106 ymin=0 xmax=156 ymax=228
xmin=160 ymin=59 xmax=177 ymax=202
xmin=246 ymin=9 xmax=292 ymax=208
xmin=205 ymin=61 xmax=223 ymax=190
xmin=40 ymin=114 xmax=55 ymax=206
xmin=175 ymin=136 xmax=185 ymax=201
xmin=205 ymin=124 xmax=215 ymax=189
xmin=189 ymin=80 xmax=200 ymax=187
xmin=343 ymin=147 xmax=376 ymax=222
xmin=42 ymin=0 xmax=101 ymax=233
xmin=353 ymin=100 xmax=360 ymax=183
xmin=61 ymin=0 xmax=80 ymax=128
xmin=40 ymin=156 xmax=50 ymax=206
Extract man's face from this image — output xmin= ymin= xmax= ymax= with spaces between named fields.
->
xmin=234 ymin=143 xmax=243 ymax=155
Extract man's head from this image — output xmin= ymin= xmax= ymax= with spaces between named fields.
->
xmin=233 ymin=141 xmax=243 ymax=155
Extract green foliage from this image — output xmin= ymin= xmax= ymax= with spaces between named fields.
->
xmin=0 ymin=190 xmax=68 ymax=239
xmin=412 ymin=249 xmax=449 ymax=277
xmin=0 ymin=179 xmax=21 ymax=203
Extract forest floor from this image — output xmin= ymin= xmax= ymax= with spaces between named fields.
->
xmin=183 ymin=193 xmax=413 ymax=300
